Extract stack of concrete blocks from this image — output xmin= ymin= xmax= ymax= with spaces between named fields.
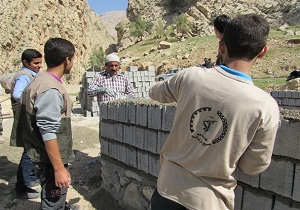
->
xmin=100 ymin=101 xmax=175 ymax=209
xmin=271 ymin=90 xmax=300 ymax=109
xmin=99 ymin=100 xmax=300 ymax=210
xmin=78 ymin=71 xmax=99 ymax=117
xmin=78 ymin=66 xmax=157 ymax=117
xmin=123 ymin=66 xmax=156 ymax=98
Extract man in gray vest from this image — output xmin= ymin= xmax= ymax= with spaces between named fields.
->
xmin=11 ymin=38 xmax=75 ymax=209
xmin=11 ymin=49 xmax=42 ymax=199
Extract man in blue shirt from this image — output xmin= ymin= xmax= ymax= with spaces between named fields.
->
xmin=10 ymin=49 xmax=42 ymax=199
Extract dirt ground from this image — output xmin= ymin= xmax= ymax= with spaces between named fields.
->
xmin=0 ymin=85 xmax=125 ymax=210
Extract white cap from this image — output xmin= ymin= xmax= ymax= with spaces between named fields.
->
xmin=105 ymin=53 xmax=120 ymax=64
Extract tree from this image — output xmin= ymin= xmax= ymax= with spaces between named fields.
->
xmin=173 ymin=13 xmax=190 ymax=38
xmin=129 ymin=17 xmax=151 ymax=41
xmin=155 ymin=19 xmax=165 ymax=39
xmin=89 ymin=48 xmax=104 ymax=71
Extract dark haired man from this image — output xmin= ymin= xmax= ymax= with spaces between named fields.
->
xmin=150 ymin=14 xmax=279 ymax=210
xmin=11 ymin=38 xmax=75 ymax=209
xmin=10 ymin=48 xmax=42 ymax=199
xmin=214 ymin=14 xmax=231 ymax=39
xmin=214 ymin=14 xmax=231 ymax=65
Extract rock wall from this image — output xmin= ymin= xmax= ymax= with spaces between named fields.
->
xmin=117 ymin=0 xmax=300 ymax=48
xmin=0 ymin=0 xmax=114 ymax=84
xmin=99 ymin=100 xmax=300 ymax=210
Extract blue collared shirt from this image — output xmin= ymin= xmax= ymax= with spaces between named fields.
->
xmin=219 ymin=65 xmax=252 ymax=82
xmin=12 ymin=67 xmax=37 ymax=101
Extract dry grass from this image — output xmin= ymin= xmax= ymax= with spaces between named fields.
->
xmin=118 ymin=28 xmax=300 ymax=82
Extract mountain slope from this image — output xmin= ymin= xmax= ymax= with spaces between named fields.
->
xmin=0 ymin=0 xmax=114 ymax=84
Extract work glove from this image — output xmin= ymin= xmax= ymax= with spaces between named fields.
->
xmin=96 ymin=87 xmax=117 ymax=97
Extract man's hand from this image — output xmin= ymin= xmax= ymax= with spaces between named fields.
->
xmin=44 ymin=139 xmax=71 ymax=188
xmin=54 ymin=167 xmax=71 ymax=188
xmin=96 ymin=87 xmax=117 ymax=97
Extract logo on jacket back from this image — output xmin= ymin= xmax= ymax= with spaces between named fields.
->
xmin=190 ymin=107 xmax=227 ymax=146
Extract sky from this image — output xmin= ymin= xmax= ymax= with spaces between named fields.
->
xmin=87 ymin=0 xmax=128 ymax=14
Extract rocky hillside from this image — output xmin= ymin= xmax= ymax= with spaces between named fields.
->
xmin=99 ymin=11 xmax=127 ymax=40
xmin=0 ymin=0 xmax=114 ymax=84
xmin=0 ymin=0 xmax=299 ymax=84
xmin=117 ymin=0 xmax=300 ymax=48
xmin=127 ymin=0 xmax=300 ymax=28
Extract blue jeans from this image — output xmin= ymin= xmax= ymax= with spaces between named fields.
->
xmin=151 ymin=189 xmax=187 ymax=210
xmin=15 ymin=149 xmax=37 ymax=192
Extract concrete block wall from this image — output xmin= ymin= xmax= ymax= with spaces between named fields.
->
xmin=124 ymin=66 xmax=156 ymax=98
xmin=78 ymin=66 xmax=156 ymax=117
xmin=100 ymin=101 xmax=300 ymax=210
xmin=271 ymin=90 xmax=300 ymax=110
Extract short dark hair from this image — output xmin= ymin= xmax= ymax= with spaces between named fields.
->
xmin=44 ymin=38 xmax=75 ymax=68
xmin=213 ymin=15 xmax=231 ymax=34
xmin=21 ymin=49 xmax=42 ymax=65
xmin=222 ymin=14 xmax=269 ymax=61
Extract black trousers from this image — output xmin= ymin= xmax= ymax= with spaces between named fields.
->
xmin=151 ymin=189 xmax=187 ymax=210
xmin=34 ymin=163 xmax=68 ymax=210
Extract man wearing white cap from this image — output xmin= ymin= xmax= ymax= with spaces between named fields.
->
xmin=88 ymin=53 xmax=134 ymax=103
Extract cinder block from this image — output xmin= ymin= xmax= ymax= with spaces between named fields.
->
xmin=162 ymin=106 xmax=176 ymax=131
xmin=292 ymin=163 xmax=300 ymax=202
xmin=126 ymin=146 xmax=137 ymax=168
xmin=85 ymin=110 xmax=92 ymax=117
xmin=233 ymin=168 xmax=259 ymax=188
xmin=126 ymin=102 xmax=136 ymax=124
xmin=136 ymin=105 xmax=148 ymax=127
xmin=117 ymin=103 xmax=127 ymax=123
xmin=137 ymin=150 xmax=149 ymax=173
xmin=157 ymin=132 xmax=168 ymax=153
xmin=234 ymin=185 xmax=243 ymax=210
xmin=148 ymin=153 xmax=160 ymax=177
xmin=273 ymin=120 xmax=300 ymax=159
xmin=123 ymin=125 xmax=133 ymax=145
xmin=148 ymin=106 xmax=162 ymax=130
xmin=147 ymin=66 xmax=155 ymax=72
xmin=285 ymin=91 xmax=292 ymax=98
xmin=91 ymin=106 xmax=99 ymax=113
xmin=274 ymin=198 xmax=300 ymax=210
xmin=100 ymin=102 xmax=108 ymax=120
xmin=109 ymin=141 xmax=118 ymax=160
xmin=260 ymin=159 xmax=294 ymax=198
xmin=133 ymin=127 xmax=145 ymax=149
xmin=278 ymin=91 xmax=285 ymax=97
xmin=127 ymin=66 xmax=138 ymax=72
xmin=289 ymin=98 xmax=296 ymax=106
xmin=92 ymin=111 xmax=99 ymax=117
xmin=84 ymin=71 xmax=97 ymax=77
xmin=295 ymin=99 xmax=300 ymax=106
xmin=242 ymin=189 xmax=273 ymax=210
xmin=144 ymin=130 xmax=158 ymax=154
xmin=271 ymin=90 xmax=280 ymax=98
xmin=108 ymin=123 xmax=116 ymax=140
xmin=108 ymin=103 xmax=117 ymax=121
xmin=282 ymin=98 xmax=289 ymax=105
xmin=100 ymin=121 xmax=111 ymax=139
xmin=115 ymin=123 xmax=124 ymax=142
xmin=292 ymin=91 xmax=299 ymax=99
xmin=118 ymin=144 xmax=127 ymax=164
xmin=100 ymin=138 xmax=109 ymax=156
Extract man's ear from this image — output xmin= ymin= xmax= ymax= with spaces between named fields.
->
xmin=23 ymin=60 xmax=29 ymax=67
xmin=65 ymin=57 xmax=71 ymax=64
xmin=257 ymin=45 xmax=269 ymax=58
xmin=219 ymin=40 xmax=226 ymax=54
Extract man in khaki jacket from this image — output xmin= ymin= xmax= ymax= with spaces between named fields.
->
xmin=149 ymin=14 xmax=280 ymax=210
